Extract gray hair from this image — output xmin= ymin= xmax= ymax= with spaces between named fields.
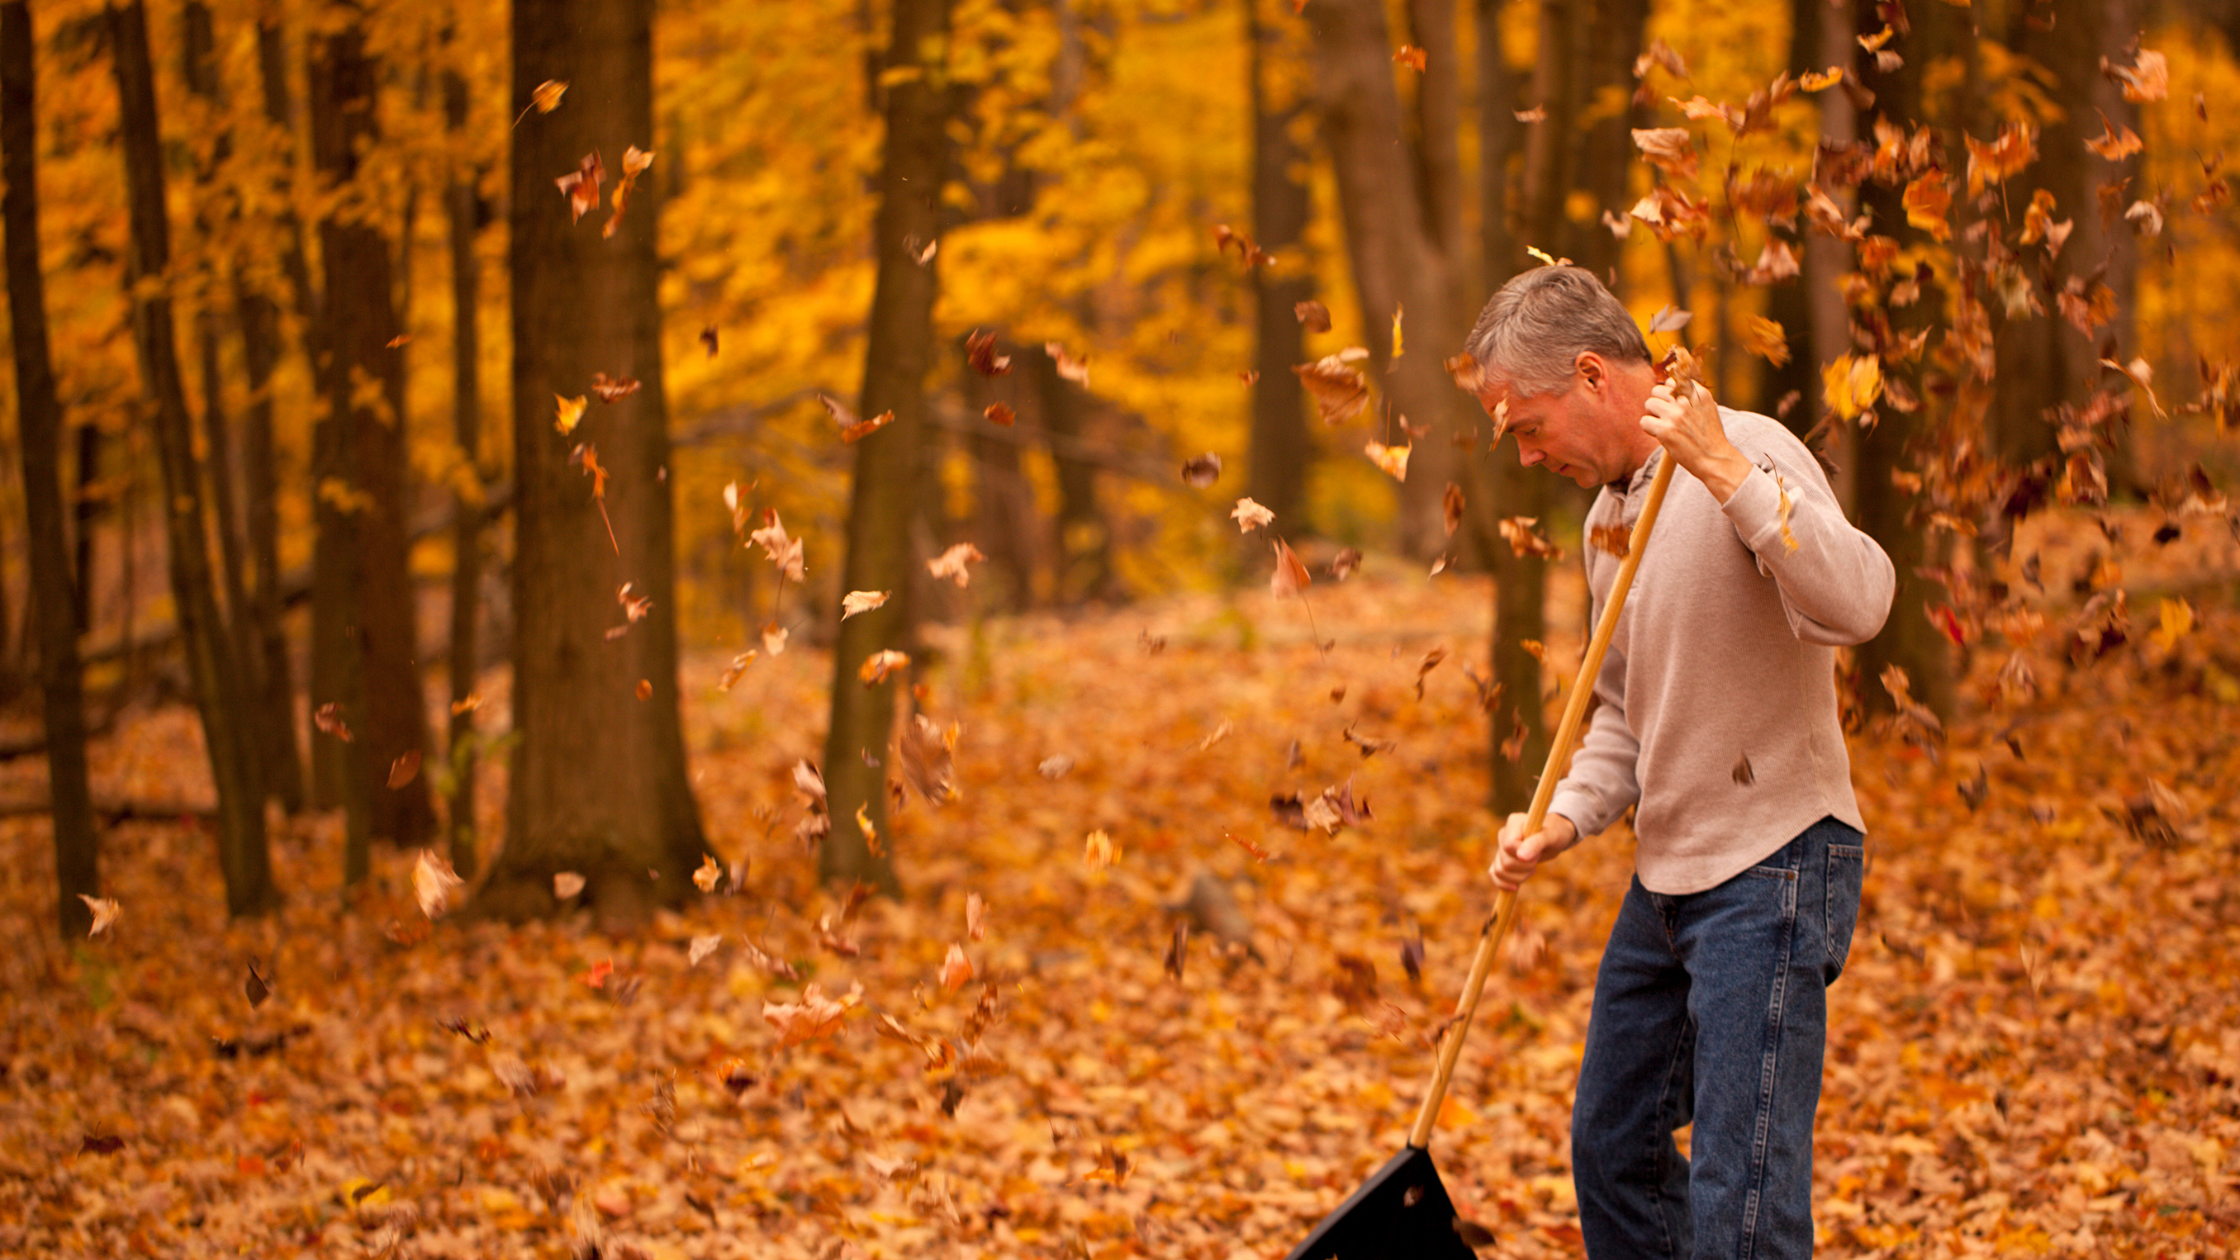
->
xmin=1464 ymin=266 xmax=1650 ymax=397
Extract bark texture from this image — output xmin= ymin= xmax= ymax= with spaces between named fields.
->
xmin=107 ymin=0 xmax=276 ymax=916
xmin=5 ymin=0 xmax=101 ymax=937
xmin=487 ymin=0 xmax=706 ymax=923
xmin=819 ymin=0 xmax=960 ymax=893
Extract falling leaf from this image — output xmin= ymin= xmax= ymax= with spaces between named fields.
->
xmin=313 ymin=702 xmax=354 ymax=742
xmin=1364 ymin=441 xmax=1411 ymax=482
xmin=1294 ymin=299 xmax=1332 ymax=333
xmin=1742 ymin=316 xmax=1791 ymax=367
xmin=699 ymin=325 xmax=718 ymax=357
xmin=553 ymin=872 xmax=586 ymax=899
xmin=385 ymin=334 xmax=411 ymax=349
xmin=1902 ymin=174 xmax=1952 ymax=240
xmin=1497 ymin=516 xmax=1563 ymax=560
xmin=2151 ymin=597 xmax=2195 ymax=651
xmin=984 ymin=402 xmax=1015 ymax=426
xmin=1231 ymin=497 xmax=1275 ymax=532
xmin=1046 ymin=342 xmax=1090 ymax=385
xmin=1442 ymin=483 xmax=1465 ymax=537
xmin=555 ymin=150 xmax=603 ymax=224
xmin=818 ymin=393 xmax=893 ymax=444
xmin=1799 ymin=66 xmax=1844 ymax=92
xmin=413 ymin=850 xmax=466 ymax=919
xmin=589 ymin=372 xmax=640 ymax=403
xmin=855 ymin=803 xmax=881 ymax=857
xmin=688 ymin=934 xmax=721 ymax=967
xmin=904 ymin=234 xmax=937 ymax=265
xmin=1083 ymin=829 xmax=1118 ymax=873
xmin=750 ymin=509 xmax=806 ymax=582
xmin=386 ymin=751 xmax=421 ymax=789
xmin=1293 ymin=352 xmax=1370 ymax=424
xmin=2085 ymin=112 xmax=2144 ymax=161
xmin=1822 ymin=353 xmax=1882 ymax=420
xmin=1037 ymin=754 xmax=1074 ymax=778
xmin=1181 ymin=453 xmax=1222 ymax=488
xmin=79 ymin=895 xmax=120 ymax=938
xmin=927 ymin=543 xmax=987 ymax=587
xmin=554 ymin=393 xmax=588 ymax=435
xmin=634 ymin=679 xmax=652 ymax=700
xmin=940 ymin=944 xmax=975 ymax=994
xmin=515 ymin=79 xmax=567 ymax=127
xmin=966 ymin=893 xmax=987 ymax=941
xmin=841 ymin=590 xmax=889 ymax=620
xmin=2109 ymin=48 xmax=2167 ymax=102
xmin=1270 ymin=539 xmax=1312 ymax=598
xmin=1513 ymin=105 xmax=1547 ymax=123
xmin=1329 ymin=547 xmax=1363 ymax=580
xmin=1165 ymin=923 xmax=1190 ymax=981
xmin=1631 ymin=127 xmax=1698 ymax=179
xmin=860 ymin=650 xmax=911 ymax=684
xmin=693 ymin=854 xmax=723 ymax=893
xmin=1393 ymin=44 xmax=1427 ymax=71
xmin=450 ymin=693 xmax=483 ymax=716
xmin=966 ymin=329 xmax=1011 ymax=376
xmin=762 ymin=982 xmax=859 ymax=1049
xmin=1648 ymin=304 xmax=1693 ymax=333
xmin=603 ymin=145 xmax=655 ymax=239
xmin=583 ymin=958 xmax=614 ymax=989
xmin=1390 ymin=304 xmax=1405 ymax=358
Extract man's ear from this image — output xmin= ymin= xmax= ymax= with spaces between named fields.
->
xmin=1576 ymin=351 xmax=1604 ymax=391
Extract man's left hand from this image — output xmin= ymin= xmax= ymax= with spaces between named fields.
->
xmin=1641 ymin=380 xmax=1754 ymax=503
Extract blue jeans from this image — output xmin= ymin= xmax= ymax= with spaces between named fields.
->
xmin=1572 ymin=816 xmax=1864 ymax=1260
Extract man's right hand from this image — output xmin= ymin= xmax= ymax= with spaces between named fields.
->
xmin=1489 ymin=812 xmax=1581 ymax=891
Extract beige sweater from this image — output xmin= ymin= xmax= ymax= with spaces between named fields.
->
xmin=1546 ymin=408 xmax=1895 ymax=894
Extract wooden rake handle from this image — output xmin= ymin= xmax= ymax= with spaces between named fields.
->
xmin=1408 ymin=451 xmax=1677 ymax=1150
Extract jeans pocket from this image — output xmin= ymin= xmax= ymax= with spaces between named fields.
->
xmin=1825 ymin=842 xmax=1865 ymax=981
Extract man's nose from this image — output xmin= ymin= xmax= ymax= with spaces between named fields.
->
xmin=1517 ymin=445 xmax=1543 ymax=468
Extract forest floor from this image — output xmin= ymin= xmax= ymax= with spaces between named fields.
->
xmin=0 ymin=507 xmax=2236 ymax=1259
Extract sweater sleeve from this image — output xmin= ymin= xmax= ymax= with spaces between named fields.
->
xmin=1546 ymin=630 xmax=1641 ymax=839
xmin=1716 ymin=416 xmax=1896 ymax=647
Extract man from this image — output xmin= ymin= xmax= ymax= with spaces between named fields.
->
xmin=1469 ymin=265 xmax=1894 ymax=1259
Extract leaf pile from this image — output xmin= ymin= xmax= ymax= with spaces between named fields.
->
xmin=0 ymin=515 xmax=2235 ymax=1257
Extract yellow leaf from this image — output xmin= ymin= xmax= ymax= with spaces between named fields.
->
xmin=554 ymin=393 xmax=587 ymax=434
xmin=2151 ymin=597 xmax=2194 ymax=651
xmin=1364 ymin=441 xmax=1411 ymax=482
xmin=1822 ymin=353 xmax=1882 ymax=420
xmin=1902 ymin=175 xmax=1951 ymax=240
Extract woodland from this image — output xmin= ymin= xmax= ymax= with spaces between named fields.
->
xmin=0 ymin=0 xmax=2236 ymax=1256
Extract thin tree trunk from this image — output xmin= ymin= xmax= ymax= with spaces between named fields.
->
xmin=1038 ymin=349 xmax=1118 ymax=602
xmin=1476 ymin=0 xmax=1551 ymax=813
xmin=73 ymin=413 xmax=98 ymax=634
xmin=487 ymin=0 xmax=707 ymax=924
xmin=106 ymin=0 xmax=276 ymax=917
xmin=819 ymin=0 xmax=959 ymax=893
xmin=1247 ymin=0 xmax=1313 ymax=534
xmin=306 ymin=16 xmax=435 ymax=886
xmin=5 ymin=0 xmax=101 ymax=938
xmin=442 ymin=48 xmax=485 ymax=877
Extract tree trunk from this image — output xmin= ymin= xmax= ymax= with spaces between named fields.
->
xmin=106 ymin=0 xmax=277 ymax=917
xmin=306 ymin=16 xmax=435 ymax=885
xmin=1306 ymin=0 xmax=1466 ymax=559
xmin=487 ymin=0 xmax=707 ymax=924
xmin=1475 ymin=0 xmax=1552 ymax=813
xmin=1992 ymin=0 xmax=2139 ymax=470
xmin=1037 ymin=349 xmax=1118 ymax=602
xmin=1247 ymin=0 xmax=1313 ymax=534
xmin=443 ymin=48 xmax=486 ymax=877
xmin=819 ymin=0 xmax=959 ymax=894
xmin=1560 ymin=0 xmax=1650 ymax=280
xmin=181 ymin=0 xmax=290 ymax=809
xmin=5 ymin=0 xmax=102 ymax=938
xmin=1851 ymin=0 xmax=1958 ymax=718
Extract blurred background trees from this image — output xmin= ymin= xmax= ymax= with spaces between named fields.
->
xmin=1 ymin=0 xmax=2233 ymax=929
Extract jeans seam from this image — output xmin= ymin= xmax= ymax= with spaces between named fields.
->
xmin=1652 ymin=1021 xmax=1689 ymax=1260
xmin=1740 ymin=868 xmax=1798 ymax=1260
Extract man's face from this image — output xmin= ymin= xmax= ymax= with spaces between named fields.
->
xmin=1477 ymin=373 xmax=1613 ymax=489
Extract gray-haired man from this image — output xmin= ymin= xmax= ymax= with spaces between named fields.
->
xmin=1471 ymin=266 xmax=1894 ymax=1259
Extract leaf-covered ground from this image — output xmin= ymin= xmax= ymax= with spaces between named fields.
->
xmin=1 ymin=514 xmax=2236 ymax=1259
